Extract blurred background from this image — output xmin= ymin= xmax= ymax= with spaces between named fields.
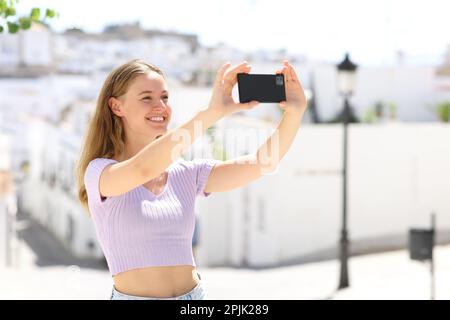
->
xmin=1 ymin=0 xmax=450 ymax=299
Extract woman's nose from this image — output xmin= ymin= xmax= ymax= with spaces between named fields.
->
xmin=154 ymin=99 xmax=168 ymax=109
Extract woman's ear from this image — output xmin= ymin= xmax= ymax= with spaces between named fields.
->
xmin=108 ymin=97 xmax=123 ymax=117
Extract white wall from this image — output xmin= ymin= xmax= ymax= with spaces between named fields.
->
xmin=21 ymin=26 xmax=53 ymax=67
xmin=0 ymin=134 xmax=18 ymax=268
xmin=196 ymin=122 xmax=450 ymax=267
xmin=0 ymin=33 xmax=20 ymax=67
xmin=0 ymin=26 xmax=52 ymax=69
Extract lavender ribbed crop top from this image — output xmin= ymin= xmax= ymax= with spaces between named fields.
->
xmin=84 ymin=157 xmax=221 ymax=276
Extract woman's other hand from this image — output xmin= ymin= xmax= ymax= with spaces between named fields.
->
xmin=207 ymin=61 xmax=260 ymax=117
xmin=276 ymin=60 xmax=308 ymax=116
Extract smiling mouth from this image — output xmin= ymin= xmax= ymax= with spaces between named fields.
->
xmin=145 ymin=116 xmax=167 ymax=123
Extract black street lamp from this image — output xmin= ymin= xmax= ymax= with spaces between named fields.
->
xmin=336 ymin=53 xmax=358 ymax=290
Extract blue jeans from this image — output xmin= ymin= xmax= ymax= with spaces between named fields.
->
xmin=110 ymin=273 xmax=207 ymax=300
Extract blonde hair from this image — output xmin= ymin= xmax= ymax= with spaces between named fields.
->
xmin=76 ymin=59 xmax=164 ymax=213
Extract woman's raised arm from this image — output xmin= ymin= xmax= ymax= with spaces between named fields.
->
xmin=204 ymin=60 xmax=308 ymax=193
xmin=99 ymin=62 xmax=260 ymax=197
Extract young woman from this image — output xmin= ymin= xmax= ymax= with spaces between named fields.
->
xmin=76 ymin=59 xmax=307 ymax=300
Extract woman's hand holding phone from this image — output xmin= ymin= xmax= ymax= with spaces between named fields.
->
xmin=207 ymin=61 xmax=260 ymax=118
xmin=276 ymin=60 xmax=308 ymax=116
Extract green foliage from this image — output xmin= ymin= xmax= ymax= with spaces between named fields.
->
xmin=387 ymin=102 xmax=398 ymax=120
xmin=0 ymin=0 xmax=57 ymax=33
xmin=362 ymin=107 xmax=377 ymax=123
xmin=18 ymin=16 xmax=30 ymax=29
xmin=30 ymin=7 xmax=40 ymax=20
xmin=435 ymin=101 xmax=450 ymax=122
xmin=45 ymin=8 xmax=56 ymax=18
xmin=362 ymin=101 xmax=398 ymax=123
xmin=7 ymin=20 xmax=18 ymax=33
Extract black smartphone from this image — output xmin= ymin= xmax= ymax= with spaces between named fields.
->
xmin=237 ymin=73 xmax=286 ymax=103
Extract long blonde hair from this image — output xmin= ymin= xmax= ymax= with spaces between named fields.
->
xmin=76 ymin=59 xmax=164 ymax=213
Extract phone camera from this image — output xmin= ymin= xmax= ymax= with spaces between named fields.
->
xmin=276 ymin=75 xmax=284 ymax=86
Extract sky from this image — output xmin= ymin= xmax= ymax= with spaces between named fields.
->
xmin=16 ymin=0 xmax=450 ymax=66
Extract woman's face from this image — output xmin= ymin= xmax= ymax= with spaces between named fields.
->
xmin=110 ymin=71 xmax=172 ymax=139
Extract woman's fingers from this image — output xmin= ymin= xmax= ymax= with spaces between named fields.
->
xmin=283 ymin=60 xmax=301 ymax=83
xmin=213 ymin=61 xmax=251 ymax=95
xmin=282 ymin=60 xmax=289 ymax=78
xmin=214 ymin=62 xmax=231 ymax=88
xmin=224 ymin=63 xmax=250 ymax=85
xmin=222 ymin=62 xmax=251 ymax=94
xmin=224 ymin=61 xmax=249 ymax=78
xmin=238 ymin=100 xmax=260 ymax=110
xmin=284 ymin=60 xmax=303 ymax=83
xmin=282 ymin=65 xmax=290 ymax=84
xmin=287 ymin=62 xmax=300 ymax=83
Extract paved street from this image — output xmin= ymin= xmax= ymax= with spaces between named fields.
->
xmin=1 ymin=219 xmax=449 ymax=300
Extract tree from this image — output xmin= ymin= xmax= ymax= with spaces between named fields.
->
xmin=0 ymin=0 xmax=57 ymax=33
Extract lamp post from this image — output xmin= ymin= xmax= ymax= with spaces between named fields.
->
xmin=336 ymin=53 xmax=358 ymax=289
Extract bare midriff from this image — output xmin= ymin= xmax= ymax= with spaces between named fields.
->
xmin=113 ymin=265 xmax=200 ymax=298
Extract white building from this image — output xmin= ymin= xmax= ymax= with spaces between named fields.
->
xmin=20 ymin=108 xmax=103 ymax=260
xmin=0 ymin=133 xmax=18 ymax=268
xmin=0 ymin=23 xmax=53 ymax=76
xmin=310 ymin=63 xmax=450 ymax=122
xmin=54 ymin=27 xmax=200 ymax=81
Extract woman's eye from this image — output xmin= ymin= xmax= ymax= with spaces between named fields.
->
xmin=142 ymin=96 xmax=168 ymax=101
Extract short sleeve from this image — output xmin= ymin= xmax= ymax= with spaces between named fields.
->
xmin=84 ymin=158 xmax=117 ymax=207
xmin=192 ymin=158 xmax=221 ymax=197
